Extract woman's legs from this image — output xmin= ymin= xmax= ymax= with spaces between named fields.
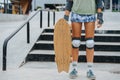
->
xmin=84 ymin=22 xmax=95 ymax=63
xmin=69 ymin=22 xmax=82 ymax=79
xmin=72 ymin=22 xmax=82 ymax=62
xmin=84 ymin=22 xmax=96 ymax=79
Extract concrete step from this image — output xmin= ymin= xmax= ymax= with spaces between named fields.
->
xmin=27 ymin=28 xmax=120 ymax=63
xmin=26 ymin=50 xmax=120 ymax=63
xmin=30 ymin=50 xmax=120 ymax=56
xmin=33 ymin=28 xmax=120 ymax=51
xmin=32 ymin=41 xmax=120 ymax=51
xmin=41 ymin=32 xmax=120 ymax=36
xmin=43 ymin=28 xmax=120 ymax=34
xmin=39 ymin=33 xmax=120 ymax=42
xmin=36 ymin=41 xmax=120 ymax=46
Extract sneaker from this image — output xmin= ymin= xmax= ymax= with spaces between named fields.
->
xmin=87 ymin=69 xmax=96 ymax=80
xmin=69 ymin=69 xmax=78 ymax=79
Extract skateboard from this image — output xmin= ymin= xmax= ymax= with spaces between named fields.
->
xmin=54 ymin=18 xmax=72 ymax=73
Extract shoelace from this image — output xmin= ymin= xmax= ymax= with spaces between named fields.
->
xmin=71 ymin=69 xmax=77 ymax=75
xmin=88 ymin=70 xmax=94 ymax=76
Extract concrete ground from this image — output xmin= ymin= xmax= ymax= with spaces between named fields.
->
xmin=0 ymin=62 xmax=120 ymax=80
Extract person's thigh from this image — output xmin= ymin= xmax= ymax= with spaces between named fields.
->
xmin=84 ymin=22 xmax=95 ymax=38
xmin=72 ymin=22 xmax=82 ymax=38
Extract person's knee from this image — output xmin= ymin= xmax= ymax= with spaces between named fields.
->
xmin=86 ymin=38 xmax=94 ymax=49
xmin=72 ymin=38 xmax=81 ymax=48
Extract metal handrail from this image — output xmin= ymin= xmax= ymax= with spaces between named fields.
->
xmin=2 ymin=9 xmax=41 ymax=71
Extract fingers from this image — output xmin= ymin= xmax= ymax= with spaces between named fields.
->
xmin=97 ymin=24 xmax=102 ymax=28
xmin=96 ymin=20 xmax=102 ymax=28
xmin=64 ymin=10 xmax=70 ymax=16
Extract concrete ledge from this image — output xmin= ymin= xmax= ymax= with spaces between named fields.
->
xmin=0 ymin=14 xmax=28 ymax=22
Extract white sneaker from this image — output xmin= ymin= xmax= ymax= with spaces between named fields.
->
xmin=87 ymin=69 xmax=96 ymax=80
xmin=69 ymin=69 xmax=78 ymax=79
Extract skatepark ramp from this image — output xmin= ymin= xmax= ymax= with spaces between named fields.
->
xmin=1 ymin=9 xmax=45 ymax=71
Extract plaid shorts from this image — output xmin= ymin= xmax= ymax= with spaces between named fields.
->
xmin=71 ymin=12 xmax=96 ymax=22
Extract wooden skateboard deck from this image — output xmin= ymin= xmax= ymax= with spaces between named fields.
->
xmin=54 ymin=18 xmax=72 ymax=73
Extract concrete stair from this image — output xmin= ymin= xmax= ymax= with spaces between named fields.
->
xmin=26 ymin=28 xmax=120 ymax=63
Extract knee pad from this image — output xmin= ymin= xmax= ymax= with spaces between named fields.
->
xmin=86 ymin=38 xmax=94 ymax=49
xmin=72 ymin=38 xmax=81 ymax=48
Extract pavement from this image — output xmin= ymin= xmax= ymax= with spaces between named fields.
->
xmin=0 ymin=11 xmax=120 ymax=80
xmin=0 ymin=62 xmax=120 ymax=80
